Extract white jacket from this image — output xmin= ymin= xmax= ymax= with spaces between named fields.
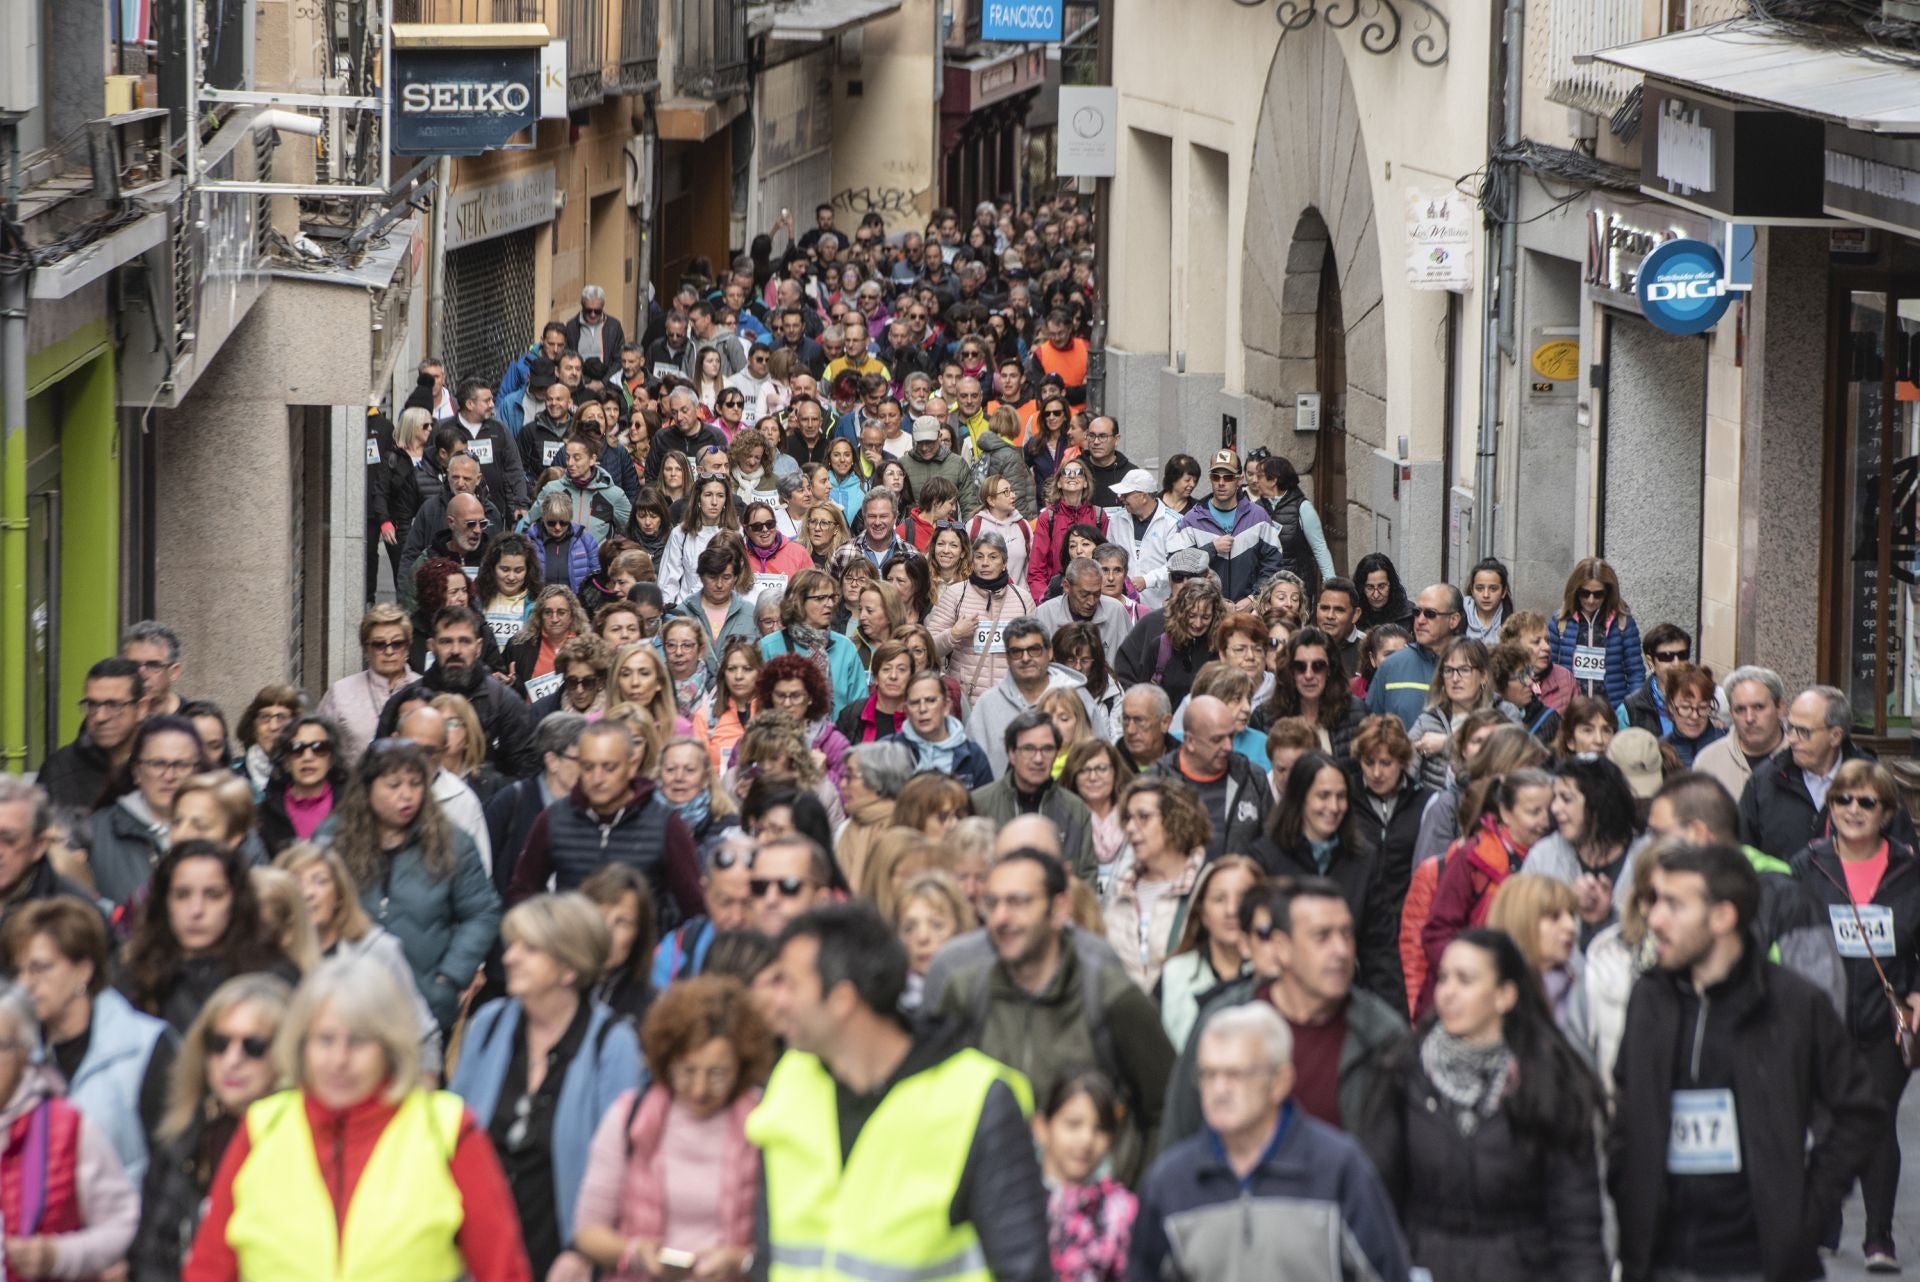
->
xmin=659 ymin=524 xmax=722 ymax=604
xmin=1108 ymin=500 xmax=1182 ymax=607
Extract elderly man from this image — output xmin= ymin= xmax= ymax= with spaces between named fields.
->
xmin=1033 ymin=558 xmax=1131 ymax=661
xmin=970 ymin=710 xmax=1097 ymax=885
xmin=897 ymin=415 xmax=978 ymax=517
xmin=651 ymin=828 xmax=759 ymax=985
xmin=781 ymin=394 xmax=834 ymax=468
xmin=394 ymin=703 xmax=494 ymax=876
xmin=1134 ymin=1000 xmax=1409 ymax=1282
xmin=1740 ymin=684 xmax=1917 ymax=859
xmin=948 ymin=377 xmax=989 ymax=451
xmin=1366 ymin=582 xmax=1464 ymax=729
xmin=120 ymin=620 xmax=186 ymax=717
xmin=645 ymin=387 xmax=725 ymax=483
xmin=1119 ymin=684 xmax=1176 ymax=772
xmin=1111 ymin=470 xmax=1180 ymax=608
xmin=1148 ymin=695 xmax=1268 ymax=861
xmin=402 ymin=493 xmax=489 ymax=608
xmin=1695 ymin=665 xmax=1787 ymax=802
xmin=564 ymin=285 xmax=625 ymax=366
xmin=403 ymin=449 xmax=500 ymax=571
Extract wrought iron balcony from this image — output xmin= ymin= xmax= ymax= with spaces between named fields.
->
xmin=561 ymin=0 xmax=608 ymax=109
xmin=614 ymin=0 xmax=660 ymax=94
xmin=675 ymin=0 xmax=749 ymax=98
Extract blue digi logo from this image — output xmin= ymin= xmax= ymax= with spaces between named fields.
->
xmin=1636 ymin=238 xmax=1731 ymax=336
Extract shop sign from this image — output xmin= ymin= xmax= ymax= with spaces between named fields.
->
xmin=1636 ymin=238 xmax=1731 ymax=335
xmin=393 ymin=46 xmax=540 ymax=156
xmin=1641 ymin=80 xmax=1825 ymax=221
xmin=1404 ymin=187 xmax=1473 ymax=292
xmin=1825 ymin=126 xmax=1920 ymax=238
xmin=1058 ymin=87 xmax=1116 ymax=178
xmin=446 ymin=167 xmax=557 ymax=249
xmin=1585 ymin=208 xmax=1686 ymax=294
xmin=980 ymin=0 xmax=1063 ymax=41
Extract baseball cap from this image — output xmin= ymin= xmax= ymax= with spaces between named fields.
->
xmin=1608 ymin=728 xmax=1664 ymax=800
xmin=911 ymin=416 xmax=942 ymax=443
xmin=1168 ymin=548 xmax=1210 ymax=581
xmin=1112 ymin=468 xmax=1156 ymax=498
xmin=528 ymin=357 xmax=559 ymax=394
xmin=1209 ymin=448 xmax=1241 ymax=476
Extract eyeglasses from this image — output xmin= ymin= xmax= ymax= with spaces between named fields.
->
xmin=750 ymin=876 xmax=811 ymax=898
xmin=1012 ymin=743 xmax=1055 ymax=758
xmin=1291 ymin=658 xmax=1328 ymax=675
xmin=138 ymin=757 xmax=199 ymax=775
xmin=459 ymin=518 xmax=490 ymax=531
xmin=1441 ymin=665 xmax=1478 ymax=679
xmin=1250 ymin=922 xmax=1281 ymax=941
xmin=1043 ymin=409 xmax=1067 ymax=419
xmin=206 ymin=1032 xmax=272 ymax=1059
xmin=1671 ymin=702 xmax=1712 ymax=718
xmin=805 ymin=591 xmax=837 ymax=603
xmin=1785 ymin=722 xmax=1822 ymax=741
xmin=368 ymin=638 xmax=409 ymax=653
xmin=1832 ymin=792 xmax=1883 ymax=811
xmin=80 ymin=698 xmax=137 ymax=714
xmin=287 ymin=740 xmax=333 ymax=757
xmin=1412 ymin=606 xmax=1456 ymax=620
xmin=132 ymin=659 xmax=171 ymax=672
xmin=1006 ymin=643 xmax=1048 ymax=659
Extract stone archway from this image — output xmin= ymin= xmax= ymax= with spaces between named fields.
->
xmin=1240 ymin=29 xmax=1387 ymax=567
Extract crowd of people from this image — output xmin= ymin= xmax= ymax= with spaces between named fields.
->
xmin=4 ymin=189 xmax=1912 ymax=1282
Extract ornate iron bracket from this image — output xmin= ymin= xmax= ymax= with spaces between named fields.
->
xmin=1233 ymin=0 xmax=1450 ymax=66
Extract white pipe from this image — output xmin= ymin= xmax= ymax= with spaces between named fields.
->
xmin=252 ymin=109 xmax=322 ymax=138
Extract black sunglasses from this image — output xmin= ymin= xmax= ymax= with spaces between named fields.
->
xmin=1832 ymin=793 xmax=1882 ymax=812
xmin=286 ymin=740 xmax=333 ymax=757
xmin=1413 ymin=606 xmax=1455 ymax=620
xmin=206 ymin=1032 xmax=272 ymax=1059
xmin=1653 ymin=649 xmax=1690 ymax=663
xmin=1291 ymin=658 xmax=1329 ymax=675
xmin=750 ymin=876 xmax=810 ymax=898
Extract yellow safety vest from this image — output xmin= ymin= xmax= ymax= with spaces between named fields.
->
xmin=226 ymin=1089 xmax=469 ymax=1282
xmin=745 ymin=1048 xmax=1031 ymax=1282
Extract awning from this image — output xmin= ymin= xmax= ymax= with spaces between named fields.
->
xmin=766 ymin=0 xmax=904 ymax=41
xmin=1585 ymin=20 xmax=1920 ymax=133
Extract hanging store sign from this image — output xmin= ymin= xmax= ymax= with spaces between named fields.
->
xmin=1057 ymin=86 xmax=1116 ymax=178
xmin=1636 ymin=238 xmax=1731 ymax=335
xmin=1825 ymin=126 xmax=1920 ymax=239
xmin=1641 ymin=80 xmax=1825 ymax=223
xmin=393 ymin=46 xmax=541 ymax=156
xmin=1404 ymin=187 xmax=1473 ymax=292
xmin=980 ymin=0 xmax=1063 ymax=41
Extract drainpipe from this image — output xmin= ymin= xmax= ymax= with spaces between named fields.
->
xmin=427 ymin=155 xmax=452 ymax=361
xmin=0 ymin=121 xmax=29 ymax=767
xmin=1474 ymin=0 xmax=1522 ymax=560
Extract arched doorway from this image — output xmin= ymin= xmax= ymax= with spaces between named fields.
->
xmin=1239 ymin=27 xmax=1386 ymax=571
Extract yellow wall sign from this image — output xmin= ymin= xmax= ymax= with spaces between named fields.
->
xmin=1531 ymin=339 xmax=1580 ymax=382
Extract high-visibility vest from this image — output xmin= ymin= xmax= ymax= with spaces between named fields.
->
xmin=745 ymin=1048 xmax=1031 ymax=1282
xmin=226 ymin=1089 xmax=468 ymax=1282
xmin=1034 ymin=340 xmax=1089 ymax=398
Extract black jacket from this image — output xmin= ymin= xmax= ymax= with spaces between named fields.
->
xmin=435 ymin=413 xmax=530 ymax=512
xmin=1346 ymin=767 xmax=1432 ymax=1006
xmin=1791 ymin=837 xmax=1920 ymax=1042
xmin=379 ymin=668 xmax=538 ymax=778
xmin=483 ymin=775 xmax=549 ymax=897
xmin=1361 ymin=1044 xmax=1607 ymax=1282
xmin=130 ymin=1108 xmax=240 ymax=1282
xmin=1144 ymin=747 xmax=1268 ymax=862
xmin=1739 ymin=744 xmax=1916 ymax=861
xmin=37 ymin=735 xmax=117 ymax=814
xmin=563 ymin=313 xmax=627 ymax=367
xmin=646 ymin=423 xmax=727 ymax=482
xmin=1621 ymin=678 xmax=1664 ymax=736
xmin=1112 ymin=610 xmax=1214 ymax=709
xmin=1249 ymin=831 xmax=1404 ymax=1013
xmin=369 ymin=443 xmax=431 ymax=535
xmin=1607 ymin=950 xmax=1882 ymax=1282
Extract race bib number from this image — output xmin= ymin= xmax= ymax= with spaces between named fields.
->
xmin=1668 ymin=1089 xmax=1741 ymax=1175
xmin=974 ymin=621 xmax=1006 ymax=654
xmin=461 ymin=565 xmax=479 ymax=581
xmin=753 ymin=573 xmax=788 ymax=601
xmin=653 ymin=361 xmax=682 ymax=381
xmin=1571 ymin=645 xmax=1606 ymax=684
xmin=365 ymin=438 xmax=381 ymax=465
xmin=525 ymin=670 xmax=563 ymax=701
xmin=485 ymin=611 xmax=521 ymax=646
xmin=1831 ymin=903 xmax=1896 ymax=959
xmin=541 ymin=440 xmax=562 ymax=467
xmin=468 ymin=437 xmax=495 ymax=465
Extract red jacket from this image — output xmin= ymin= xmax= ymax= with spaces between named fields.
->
xmin=1415 ymin=817 xmax=1531 ymax=1015
xmin=184 ymin=1091 xmax=530 ymax=1282
xmin=744 ymin=533 xmax=813 ymax=579
xmin=1028 ymin=502 xmax=1109 ymax=601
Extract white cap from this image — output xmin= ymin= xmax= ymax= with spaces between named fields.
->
xmin=1112 ymin=468 xmax=1156 ymax=497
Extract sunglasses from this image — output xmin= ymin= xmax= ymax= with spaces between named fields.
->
xmin=1577 ymin=588 xmax=1608 ymax=600
xmin=287 ymin=740 xmax=333 ymax=757
xmin=561 ymin=675 xmax=603 ymax=691
xmin=1413 ymin=606 xmax=1454 ymax=620
xmin=1251 ymin=922 xmax=1280 ymax=942
xmin=750 ymin=876 xmax=810 ymax=898
xmin=206 ymin=1032 xmax=272 ymax=1059
xmin=1653 ymin=650 xmax=1690 ymax=663
xmin=1832 ymin=793 xmax=1882 ymax=811
xmin=1291 ymin=658 xmax=1328 ymax=675
xmin=746 ymin=520 xmax=777 ymax=533
xmin=368 ymin=638 xmax=408 ymax=653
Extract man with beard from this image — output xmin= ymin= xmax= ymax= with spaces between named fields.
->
xmin=378 ymin=606 xmax=538 ymax=777
xmin=921 ymin=847 xmax=1174 ymax=1185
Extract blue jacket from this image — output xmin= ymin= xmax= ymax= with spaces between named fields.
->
xmin=1366 ymin=641 xmax=1441 ymax=729
xmin=649 ymin=917 xmax=717 ymax=989
xmin=1167 ymin=498 xmax=1282 ymax=603
xmin=520 ymin=521 xmax=601 ymax=593
xmin=1546 ymin=611 xmax=1644 ymax=714
xmin=830 ymin=471 xmax=866 ymax=524
xmin=66 ymin=989 xmax=170 ymax=1185
xmin=886 ymin=730 xmax=994 ymax=789
xmin=1131 ymin=1104 xmax=1411 ymax=1282
xmin=760 ymin=628 xmax=869 ymax=717
xmin=450 ymin=997 xmax=644 ymax=1246
xmin=676 ymin=592 xmax=758 ymax=674
xmin=496 ymin=346 xmax=538 ymax=434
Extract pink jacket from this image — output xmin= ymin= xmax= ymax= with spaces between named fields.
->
xmin=574 ymin=1086 xmax=761 ymax=1279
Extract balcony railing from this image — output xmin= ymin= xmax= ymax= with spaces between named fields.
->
xmin=675 ymin=0 xmax=748 ymax=98
xmin=561 ymin=0 xmax=608 ymax=109
xmin=614 ymin=0 xmax=660 ymax=94
xmin=1545 ymin=0 xmax=1642 ymax=115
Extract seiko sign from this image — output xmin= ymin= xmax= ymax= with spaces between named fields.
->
xmin=392 ymin=45 xmax=541 ymax=157
xmin=399 ymin=81 xmax=534 ymax=114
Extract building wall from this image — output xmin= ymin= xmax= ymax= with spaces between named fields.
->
xmin=830 ymin=0 xmax=938 ymax=236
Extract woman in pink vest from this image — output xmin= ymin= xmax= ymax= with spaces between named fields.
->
xmin=572 ymin=976 xmax=771 ymax=1280
xmin=0 ymin=980 xmax=139 ymax=1279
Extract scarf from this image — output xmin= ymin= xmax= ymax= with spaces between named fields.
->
xmin=903 ymin=716 xmax=969 ymax=775
xmin=671 ymin=788 xmax=712 ymax=833
xmin=969 ymin=570 xmax=1010 ymax=593
xmin=1419 ymin=1027 xmax=1514 ymax=1134
xmin=784 ymin=625 xmax=835 ymax=691
xmin=748 ymin=534 xmax=790 ymax=570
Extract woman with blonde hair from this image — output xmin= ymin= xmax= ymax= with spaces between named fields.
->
xmin=1157 ymin=855 xmax=1263 ymax=1048
xmin=858 ymin=829 xmax=949 ymax=922
xmin=610 ymin=641 xmax=688 ymax=738
xmin=1485 ymin=872 xmax=1586 ymax=1036
xmin=895 ymin=871 xmax=977 ymax=1010
xmin=720 ymin=710 xmax=843 ymax=826
xmin=430 ymin=691 xmax=506 ymax=805
xmin=274 ymin=842 xmax=443 ymax=1074
xmin=170 ymin=771 xmax=259 ymax=850
xmin=804 ymin=502 xmax=851 ymax=569
xmin=131 ymin=973 xmax=292 ymax=1282
xmin=183 ymin=957 xmax=525 ymax=1282
xmin=251 ymin=867 xmax=321 ymax=975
